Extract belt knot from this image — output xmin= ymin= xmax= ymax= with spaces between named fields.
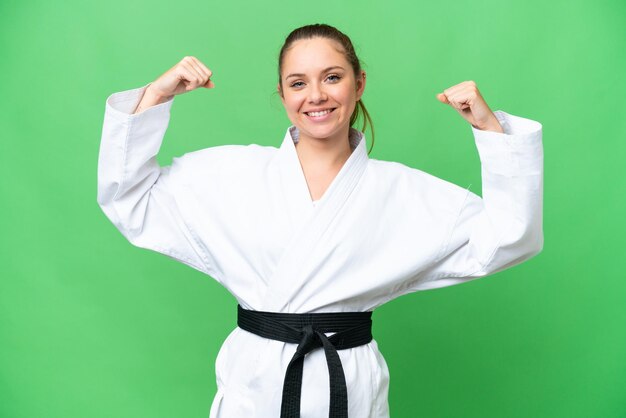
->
xmin=296 ymin=324 xmax=324 ymax=355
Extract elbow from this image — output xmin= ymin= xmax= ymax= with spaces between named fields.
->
xmin=97 ymin=179 xmax=125 ymax=228
xmin=517 ymin=214 xmax=544 ymax=260
xmin=503 ymin=223 xmax=544 ymax=266
xmin=96 ymin=177 xmax=117 ymax=221
xmin=96 ymin=182 xmax=147 ymax=242
xmin=97 ymin=180 xmax=119 ymax=209
xmin=533 ymin=227 xmax=544 ymax=254
xmin=484 ymin=222 xmax=543 ymax=274
xmin=526 ymin=228 xmax=544 ymax=260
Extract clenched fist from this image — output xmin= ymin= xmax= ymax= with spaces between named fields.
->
xmin=436 ymin=81 xmax=504 ymax=133
xmin=149 ymin=56 xmax=215 ymax=100
xmin=133 ymin=56 xmax=215 ymax=114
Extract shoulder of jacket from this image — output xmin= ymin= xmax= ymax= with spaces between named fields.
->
xmin=367 ymin=158 xmax=444 ymax=184
xmin=171 ymin=143 xmax=277 ymax=172
xmin=179 ymin=143 xmax=276 ymax=163
xmin=367 ymin=158 xmax=475 ymax=207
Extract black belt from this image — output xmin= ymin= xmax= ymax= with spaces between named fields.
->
xmin=237 ymin=304 xmax=373 ymax=418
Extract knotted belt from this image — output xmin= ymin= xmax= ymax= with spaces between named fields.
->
xmin=237 ymin=304 xmax=373 ymax=418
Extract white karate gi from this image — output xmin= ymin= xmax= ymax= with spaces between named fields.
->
xmin=98 ymin=84 xmax=543 ymax=418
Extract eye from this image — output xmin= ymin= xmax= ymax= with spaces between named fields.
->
xmin=326 ymin=74 xmax=341 ymax=83
xmin=290 ymin=81 xmax=305 ymax=88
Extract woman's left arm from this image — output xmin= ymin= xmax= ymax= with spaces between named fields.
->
xmin=406 ymin=82 xmax=543 ymax=291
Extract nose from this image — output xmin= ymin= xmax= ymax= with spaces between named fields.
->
xmin=308 ymin=82 xmax=327 ymax=104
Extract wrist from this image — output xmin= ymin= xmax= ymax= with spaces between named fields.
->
xmin=146 ymin=84 xmax=174 ymax=103
xmin=473 ymin=117 xmax=504 ymax=133
xmin=133 ymin=84 xmax=173 ymax=114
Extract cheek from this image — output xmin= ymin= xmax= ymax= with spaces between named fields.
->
xmin=339 ymin=90 xmax=357 ymax=114
xmin=283 ymin=94 xmax=303 ymax=114
xmin=335 ymin=84 xmax=357 ymax=105
xmin=281 ymin=97 xmax=303 ymax=126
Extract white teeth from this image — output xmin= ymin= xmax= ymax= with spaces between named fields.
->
xmin=307 ymin=109 xmax=332 ymax=117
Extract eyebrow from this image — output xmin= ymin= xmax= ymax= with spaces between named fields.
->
xmin=285 ymin=66 xmax=346 ymax=80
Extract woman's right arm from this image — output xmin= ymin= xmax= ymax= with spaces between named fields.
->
xmin=97 ymin=57 xmax=219 ymax=277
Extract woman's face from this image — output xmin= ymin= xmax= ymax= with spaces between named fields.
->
xmin=278 ymin=37 xmax=366 ymax=144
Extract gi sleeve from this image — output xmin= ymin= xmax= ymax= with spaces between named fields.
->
xmin=411 ymin=110 xmax=544 ymax=291
xmin=97 ymin=84 xmax=219 ymax=280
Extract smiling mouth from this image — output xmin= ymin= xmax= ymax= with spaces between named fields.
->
xmin=304 ymin=108 xmax=336 ymax=117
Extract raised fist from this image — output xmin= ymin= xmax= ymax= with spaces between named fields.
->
xmin=436 ymin=81 xmax=503 ymax=132
xmin=148 ymin=56 xmax=215 ymax=99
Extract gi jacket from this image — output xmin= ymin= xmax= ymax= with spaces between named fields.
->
xmin=98 ymin=84 xmax=544 ymax=417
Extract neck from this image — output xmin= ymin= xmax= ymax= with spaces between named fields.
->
xmin=295 ymin=127 xmax=353 ymax=171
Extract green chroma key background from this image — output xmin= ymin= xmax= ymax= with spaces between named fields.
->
xmin=1 ymin=0 xmax=624 ymax=417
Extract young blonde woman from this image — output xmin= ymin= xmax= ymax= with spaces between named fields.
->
xmin=98 ymin=23 xmax=543 ymax=418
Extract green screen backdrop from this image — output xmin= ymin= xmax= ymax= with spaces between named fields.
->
xmin=1 ymin=0 xmax=625 ymax=417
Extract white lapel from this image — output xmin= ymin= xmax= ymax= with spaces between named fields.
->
xmin=263 ymin=126 xmax=369 ymax=312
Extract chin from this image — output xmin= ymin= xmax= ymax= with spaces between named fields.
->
xmin=297 ymin=121 xmax=349 ymax=141
xmin=301 ymin=128 xmax=340 ymax=141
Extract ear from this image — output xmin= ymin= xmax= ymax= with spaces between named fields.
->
xmin=277 ymin=83 xmax=284 ymax=102
xmin=356 ymin=71 xmax=366 ymax=101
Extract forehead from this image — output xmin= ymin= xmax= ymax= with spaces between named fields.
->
xmin=282 ymin=37 xmax=348 ymax=73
